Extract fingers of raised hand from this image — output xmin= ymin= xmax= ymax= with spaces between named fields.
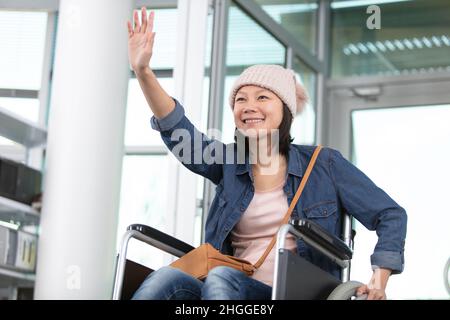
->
xmin=145 ymin=31 xmax=155 ymax=50
xmin=133 ymin=10 xmax=141 ymax=32
xmin=147 ymin=10 xmax=155 ymax=34
xmin=128 ymin=9 xmax=154 ymax=38
xmin=141 ymin=7 xmax=148 ymax=32
xmin=127 ymin=20 xmax=133 ymax=37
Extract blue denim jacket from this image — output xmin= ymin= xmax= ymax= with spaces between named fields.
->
xmin=150 ymin=98 xmax=407 ymax=280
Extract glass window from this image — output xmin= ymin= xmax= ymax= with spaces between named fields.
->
xmin=116 ymin=155 xmax=170 ymax=269
xmin=0 ymin=137 xmax=15 ymax=146
xmin=0 ymin=97 xmax=40 ymax=124
xmin=350 ymin=104 xmax=450 ymax=299
xmin=125 ymin=7 xmax=178 ymax=146
xmin=290 ymin=56 xmax=316 ymax=145
xmin=227 ymin=3 xmax=286 ymax=68
xmin=222 ymin=2 xmax=286 ymax=144
xmin=331 ymin=0 xmax=450 ymax=77
xmin=124 ymin=77 xmax=174 ymax=146
xmin=254 ymin=0 xmax=318 ymax=54
xmin=134 ymin=8 xmax=177 ymax=70
xmin=0 ymin=11 xmax=48 ymax=90
xmin=0 ymin=142 xmax=27 ymax=164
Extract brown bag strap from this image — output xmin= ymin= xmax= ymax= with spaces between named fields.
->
xmin=253 ymin=145 xmax=323 ymax=269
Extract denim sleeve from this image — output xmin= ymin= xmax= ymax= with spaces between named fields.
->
xmin=150 ymin=98 xmax=224 ymax=185
xmin=329 ymin=149 xmax=407 ymax=274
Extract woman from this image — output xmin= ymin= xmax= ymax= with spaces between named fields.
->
xmin=127 ymin=8 xmax=407 ymax=300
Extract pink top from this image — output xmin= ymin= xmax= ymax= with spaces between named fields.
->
xmin=230 ymin=180 xmax=297 ymax=287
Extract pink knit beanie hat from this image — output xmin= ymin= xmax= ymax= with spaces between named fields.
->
xmin=229 ymin=64 xmax=308 ymax=118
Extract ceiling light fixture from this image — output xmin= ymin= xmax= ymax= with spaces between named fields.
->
xmin=342 ymin=35 xmax=450 ymax=55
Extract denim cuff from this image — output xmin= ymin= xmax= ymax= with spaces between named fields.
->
xmin=370 ymin=250 xmax=404 ymax=274
xmin=150 ymin=98 xmax=185 ymax=132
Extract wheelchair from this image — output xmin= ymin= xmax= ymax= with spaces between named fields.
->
xmin=445 ymin=257 xmax=450 ymax=296
xmin=112 ymin=214 xmax=367 ymax=300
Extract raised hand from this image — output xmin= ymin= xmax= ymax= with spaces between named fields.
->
xmin=127 ymin=7 xmax=155 ymax=74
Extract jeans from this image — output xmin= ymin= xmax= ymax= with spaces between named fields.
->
xmin=131 ymin=266 xmax=272 ymax=300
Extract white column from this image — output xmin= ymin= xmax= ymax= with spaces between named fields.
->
xmin=34 ymin=0 xmax=132 ymax=299
xmin=171 ymin=0 xmax=210 ymax=245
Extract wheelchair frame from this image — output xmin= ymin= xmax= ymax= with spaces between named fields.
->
xmin=112 ymin=214 xmax=354 ymax=300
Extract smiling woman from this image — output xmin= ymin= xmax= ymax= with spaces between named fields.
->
xmin=128 ymin=7 xmax=407 ymax=301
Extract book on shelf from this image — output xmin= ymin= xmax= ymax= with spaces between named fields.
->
xmin=0 ymin=225 xmax=37 ymax=272
xmin=0 ymin=156 xmax=42 ymax=206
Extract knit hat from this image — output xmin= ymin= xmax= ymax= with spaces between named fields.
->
xmin=229 ymin=64 xmax=308 ymax=118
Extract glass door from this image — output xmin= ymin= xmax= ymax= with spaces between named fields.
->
xmin=327 ymin=75 xmax=450 ymax=299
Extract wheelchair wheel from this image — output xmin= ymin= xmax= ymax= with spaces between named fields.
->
xmin=445 ymin=257 xmax=450 ymax=296
xmin=327 ymin=281 xmax=366 ymax=300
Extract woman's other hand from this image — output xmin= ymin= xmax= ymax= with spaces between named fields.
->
xmin=356 ymin=267 xmax=392 ymax=300
xmin=356 ymin=284 xmax=387 ymax=300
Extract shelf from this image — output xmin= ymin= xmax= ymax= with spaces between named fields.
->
xmin=0 ymin=265 xmax=35 ymax=287
xmin=0 ymin=196 xmax=40 ymax=226
xmin=0 ymin=105 xmax=47 ymax=148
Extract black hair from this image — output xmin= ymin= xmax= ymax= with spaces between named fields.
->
xmin=234 ymin=103 xmax=294 ymax=158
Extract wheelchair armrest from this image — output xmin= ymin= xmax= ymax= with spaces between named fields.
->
xmin=113 ymin=224 xmax=195 ymax=300
xmin=289 ymin=219 xmax=353 ymax=261
xmin=128 ymin=224 xmax=195 ymax=255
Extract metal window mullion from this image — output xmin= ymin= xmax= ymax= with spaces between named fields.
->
xmin=0 ymin=89 xmax=38 ymax=99
xmin=208 ymin=0 xmax=228 ymax=133
xmin=26 ymin=10 xmax=56 ymax=170
xmin=286 ymin=47 xmax=293 ymax=69
xmin=0 ymin=0 xmax=58 ymax=11
xmin=123 ymin=145 xmax=168 ymax=155
xmin=130 ymin=69 xmax=173 ymax=79
xmin=1 ymin=0 xmax=176 ymax=11
xmin=0 ymin=1 xmax=177 ymax=16
xmin=136 ymin=0 xmax=177 ymax=9
xmin=328 ymin=71 xmax=450 ymax=89
xmin=39 ymin=11 xmax=56 ymax=130
xmin=201 ymin=0 xmax=230 ymax=244
xmin=315 ymin=0 xmax=331 ymax=145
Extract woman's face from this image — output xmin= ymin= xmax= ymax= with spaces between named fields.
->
xmin=233 ymin=85 xmax=284 ymax=139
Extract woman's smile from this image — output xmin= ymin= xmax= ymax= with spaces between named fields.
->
xmin=243 ymin=118 xmax=265 ymax=125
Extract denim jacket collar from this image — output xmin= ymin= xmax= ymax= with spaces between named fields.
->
xmin=235 ymin=145 xmax=304 ymax=178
